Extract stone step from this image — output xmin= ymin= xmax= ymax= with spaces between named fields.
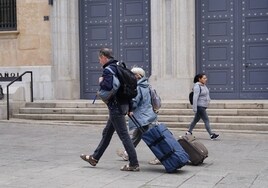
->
xmin=12 ymin=113 xmax=268 ymax=124
xmin=5 ymin=118 xmax=268 ymax=132
xmin=18 ymin=107 xmax=268 ymax=116
xmin=158 ymin=115 xmax=268 ymax=123
xmin=24 ymin=100 xmax=105 ymax=108
xmin=24 ymin=100 xmax=268 ymax=109
xmin=19 ymin=107 xmax=109 ymax=114
xmin=160 ymin=109 xmax=268 ymax=116
xmin=9 ymin=100 xmax=268 ymax=132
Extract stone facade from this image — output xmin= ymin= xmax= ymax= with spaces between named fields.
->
xmin=0 ymin=0 xmax=52 ymax=66
xmin=150 ymin=0 xmax=195 ymax=99
xmin=50 ymin=0 xmax=80 ymax=99
xmin=0 ymin=0 xmax=195 ymax=100
xmin=0 ymin=0 xmax=54 ymax=100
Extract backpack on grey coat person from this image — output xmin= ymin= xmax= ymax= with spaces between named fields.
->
xmin=149 ymin=85 xmax=161 ymax=113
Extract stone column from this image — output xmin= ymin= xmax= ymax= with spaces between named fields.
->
xmin=51 ymin=0 xmax=80 ymax=99
xmin=150 ymin=0 xmax=195 ymax=100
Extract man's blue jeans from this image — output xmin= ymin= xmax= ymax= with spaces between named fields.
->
xmin=92 ymin=103 xmax=139 ymax=167
xmin=188 ymin=106 xmax=213 ymax=135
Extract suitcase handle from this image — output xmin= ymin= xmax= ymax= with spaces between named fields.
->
xmin=128 ymin=114 xmax=146 ymax=133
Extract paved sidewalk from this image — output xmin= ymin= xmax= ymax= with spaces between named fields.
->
xmin=0 ymin=122 xmax=267 ymax=188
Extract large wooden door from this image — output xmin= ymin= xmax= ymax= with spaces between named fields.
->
xmin=79 ymin=0 xmax=151 ymax=99
xmin=196 ymin=0 xmax=268 ymax=99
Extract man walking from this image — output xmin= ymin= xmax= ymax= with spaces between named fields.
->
xmin=80 ymin=48 xmax=140 ymax=171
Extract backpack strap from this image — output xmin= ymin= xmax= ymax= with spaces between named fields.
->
xmin=105 ymin=66 xmax=116 ymax=75
xmin=116 ymin=61 xmax=126 ymax=68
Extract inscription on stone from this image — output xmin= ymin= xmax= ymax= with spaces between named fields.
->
xmin=0 ymin=72 xmax=21 ymax=81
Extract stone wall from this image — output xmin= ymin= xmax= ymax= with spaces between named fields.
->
xmin=0 ymin=0 xmax=52 ymax=66
xmin=150 ymin=0 xmax=196 ymax=100
xmin=0 ymin=0 xmax=54 ymax=100
xmin=0 ymin=0 xmax=196 ymax=100
xmin=49 ymin=0 xmax=196 ymax=100
xmin=50 ymin=0 xmax=80 ymax=99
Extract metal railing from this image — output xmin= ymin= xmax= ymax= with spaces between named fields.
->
xmin=6 ymin=71 xmax=33 ymax=120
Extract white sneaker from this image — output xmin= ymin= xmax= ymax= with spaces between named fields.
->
xmin=116 ymin=149 xmax=129 ymax=161
xmin=148 ymin=158 xmax=161 ymax=165
xmin=185 ymin=131 xmax=192 ymax=135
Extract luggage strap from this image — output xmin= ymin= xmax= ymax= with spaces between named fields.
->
xmin=147 ymin=135 xmax=165 ymax=147
xmin=159 ymin=150 xmax=175 ymax=162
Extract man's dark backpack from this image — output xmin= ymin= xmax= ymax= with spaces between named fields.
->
xmin=189 ymin=85 xmax=201 ymax=105
xmin=116 ymin=62 xmax=137 ymax=100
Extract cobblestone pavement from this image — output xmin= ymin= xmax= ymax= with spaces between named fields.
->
xmin=0 ymin=122 xmax=267 ymax=188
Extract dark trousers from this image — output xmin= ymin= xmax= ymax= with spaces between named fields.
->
xmin=188 ymin=106 xmax=213 ymax=135
xmin=92 ymin=104 xmax=139 ymax=167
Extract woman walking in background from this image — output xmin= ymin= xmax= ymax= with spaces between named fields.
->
xmin=186 ymin=73 xmax=219 ymax=140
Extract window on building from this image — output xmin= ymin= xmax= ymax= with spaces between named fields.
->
xmin=0 ymin=0 xmax=17 ymax=31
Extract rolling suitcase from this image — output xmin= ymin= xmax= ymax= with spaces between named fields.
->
xmin=129 ymin=115 xmax=189 ymax=173
xmin=178 ymin=135 xmax=208 ymax=165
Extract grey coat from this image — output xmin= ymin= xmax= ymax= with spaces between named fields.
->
xmin=192 ymin=82 xmax=211 ymax=113
xmin=128 ymin=77 xmax=157 ymax=130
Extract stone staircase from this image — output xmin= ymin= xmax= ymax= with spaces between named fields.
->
xmin=8 ymin=100 xmax=268 ymax=132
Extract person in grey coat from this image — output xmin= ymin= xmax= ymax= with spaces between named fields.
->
xmin=186 ymin=73 xmax=219 ymax=140
xmin=117 ymin=66 xmax=157 ymax=160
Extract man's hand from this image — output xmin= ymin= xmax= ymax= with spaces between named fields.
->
xmin=128 ymin=111 xmax=133 ymax=116
xmin=99 ymin=77 xmax=103 ymax=83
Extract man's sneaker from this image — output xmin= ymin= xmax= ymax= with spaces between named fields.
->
xmin=210 ymin=133 xmax=219 ymax=140
xmin=185 ymin=131 xmax=192 ymax=135
xmin=120 ymin=164 xmax=140 ymax=171
xmin=80 ymin=154 xmax=98 ymax=166
xmin=116 ymin=149 xmax=129 ymax=161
